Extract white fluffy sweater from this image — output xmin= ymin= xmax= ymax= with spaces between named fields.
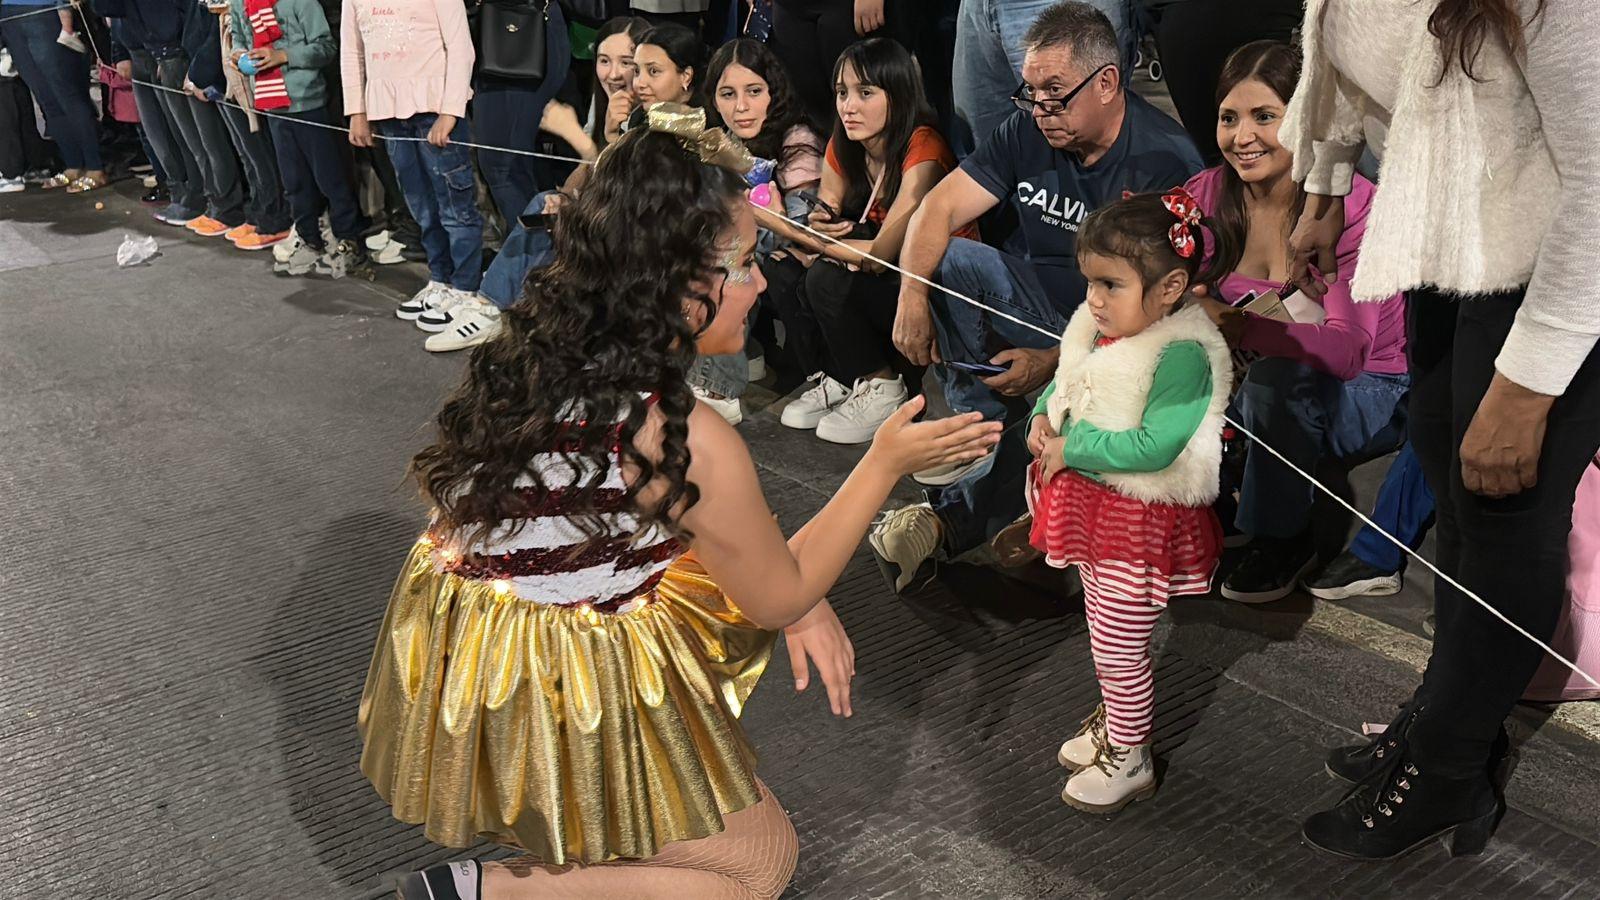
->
xmin=1281 ymin=0 xmax=1598 ymax=396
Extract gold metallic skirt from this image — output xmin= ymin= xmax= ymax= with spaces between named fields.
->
xmin=358 ymin=542 xmax=777 ymax=865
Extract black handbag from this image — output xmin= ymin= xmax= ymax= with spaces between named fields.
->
xmin=470 ymin=0 xmax=550 ymax=82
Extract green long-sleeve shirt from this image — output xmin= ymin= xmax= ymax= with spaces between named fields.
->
xmin=229 ymin=0 xmax=335 ymax=114
xmin=1034 ymin=341 xmax=1212 ymax=478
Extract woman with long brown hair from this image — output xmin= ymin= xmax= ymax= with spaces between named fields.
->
xmin=1184 ymin=40 xmax=1409 ymax=606
xmin=1283 ymin=0 xmax=1598 ymax=859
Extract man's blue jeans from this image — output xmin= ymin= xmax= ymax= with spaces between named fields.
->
xmin=1232 ymin=358 xmax=1411 ymax=539
xmin=1348 ymin=442 xmax=1436 ymax=573
xmin=927 ymin=238 xmax=1067 ymax=555
xmin=0 ymin=6 xmax=101 ymax=171
xmin=479 ymin=190 xmax=556 ymax=309
xmin=951 ymin=0 xmax=1132 ymax=155
xmin=378 ymin=114 xmax=484 ymax=292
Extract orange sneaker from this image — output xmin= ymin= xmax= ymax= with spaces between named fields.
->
xmin=234 ymin=229 xmax=289 ymax=251
xmin=187 ymin=216 xmax=231 ymax=237
xmin=224 ymin=223 xmax=257 ymax=243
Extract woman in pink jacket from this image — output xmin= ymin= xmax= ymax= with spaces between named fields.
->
xmin=342 ymin=0 xmax=483 ymax=333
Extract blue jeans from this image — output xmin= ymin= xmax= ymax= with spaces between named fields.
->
xmin=128 ymin=50 xmax=203 ymax=215
xmin=479 ymin=190 xmax=557 ymax=309
xmin=926 ymin=239 xmax=1065 ymax=555
xmin=951 ymin=0 xmax=1131 ymax=155
xmin=928 ymin=238 xmax=1063 ymax=423
xmin=0 ymin=6 xmax=101 ymax=171
xmin=378 ymin=114 xmax=484 ymax=292
xmin=1232 ymin=358 xmax=1411 ymax=539
xmin=1348 ymin=442 xmax=1436 ymax=573
xmin=471 ymin=0 xmax=571 ymax=224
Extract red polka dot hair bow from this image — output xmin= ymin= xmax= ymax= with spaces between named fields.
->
xmin=1161 ymin=187 xmax=1204 ymax=258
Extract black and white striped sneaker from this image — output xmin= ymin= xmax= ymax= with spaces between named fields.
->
xmin=424 ymin=298 xmax=503 ymax=351
xmin=398 ymin=281 xmax=448 ymax=321
xmin=395 ymin=860 xmax=482 ymax=900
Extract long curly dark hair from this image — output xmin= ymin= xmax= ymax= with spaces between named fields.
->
xmin=411 ymin=129 xmax=750 ymax=545
xmin=1429 ymin=0 xmax=1547 ymax=82
xmin=704 ymin=38 xmax=817 ymax=177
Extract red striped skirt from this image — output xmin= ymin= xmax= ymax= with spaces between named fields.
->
xmin=1027 ymin=463 xmax=1221 ymax=603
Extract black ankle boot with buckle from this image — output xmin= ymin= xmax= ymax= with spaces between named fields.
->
xmin=1302 ymin=753 xmax=1503 ymax=860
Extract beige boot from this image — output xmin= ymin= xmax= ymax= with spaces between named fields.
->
xmin=1062 ymin=739 xmax=1157 ymax=814
xmin=1057 ymin=704 xmax=1107 ymax=770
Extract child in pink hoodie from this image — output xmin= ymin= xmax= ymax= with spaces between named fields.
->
xmin=342 ymin=0 xmax=483 ymax=333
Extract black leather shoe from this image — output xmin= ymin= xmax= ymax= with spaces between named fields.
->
xmin=141 ymin=184 xmax=169 ymax=206
xmin=1303 ymin=754 xmax=1503 ymax=860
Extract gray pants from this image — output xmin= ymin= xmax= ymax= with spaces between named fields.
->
xmin=154 ymin=54 xmax=246 ymax=226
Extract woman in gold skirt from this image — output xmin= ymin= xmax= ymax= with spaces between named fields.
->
xmin=361 ymin=115 xmax=1003 ymax=899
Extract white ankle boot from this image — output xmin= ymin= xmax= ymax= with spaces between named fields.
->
xmin=1062 ymin=740 xmax=1157 ymax=814
xmin=1057 ymin=704 xmax=1106 ymax=770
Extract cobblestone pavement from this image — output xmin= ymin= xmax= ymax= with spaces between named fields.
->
xmin=3 ymin=182 xmax=1597 ymax=899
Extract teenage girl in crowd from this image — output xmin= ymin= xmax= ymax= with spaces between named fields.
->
xmin=609 ymin=22 xmax=705 ymax=142
xmin=538 ymin=16 xmax=650 ymax=163
xmin=764 ymin=37 xmax=972 ymax=445
xmin=689 ymin=37 xmax=826 ymax=424
xmin=1182 ymin=40 xmax=1409 ymax=604
xmin=361 ymin=124 xmax=1001 ymax=899
xmin=1026 ymin=191 xmax=1230 ymax=813
xmin=342 ymin=0 xmax=483 ymax=332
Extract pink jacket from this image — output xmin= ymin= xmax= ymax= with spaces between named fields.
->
xmin=340 ymin=0 xmax=475 ymax=122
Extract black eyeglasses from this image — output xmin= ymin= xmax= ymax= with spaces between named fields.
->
xmin=1010 ymin=64 xmax=1112 ymax=115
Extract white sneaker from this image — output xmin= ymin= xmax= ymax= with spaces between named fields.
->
xmin=747 ymin=355 xmax=767 ymax=382
xmin=141 ymin=174 xmax=158 ymax=189
xmin=398 ymin=281 xmax=448 ymax=322
xmin=868 ymin=502 xmax=942 ymax=592
xmin=693 ymin=385 xmax=743 ymax=425
xmin=415 ymin=287 xmax=472 ymax=332
xmin=425 ymin=298 xmax=503 ymax=352
xmin=814 ymin=376 xmax=907 ymax=444
xmin=779 ymin=375 xmax=849 ymax=430
xmin=1057 ymin=705 xmax=1107 ymax=770
xmin=913 ymin=455 xmax=988 ymax=487
xmin=273 ymin=238 xmax=320 ymax=276
xmin=0 ymin=176 xmax=24 ymax=193
xmin=57 ymin=31 xmax=87 ymax=54
xmin=365 ymin=230 xmax=406 ymax=265
xmin=1061 ymin=741 xmax=1157 ymax=815
xmin=273 ymin=229 xmax=303 ymax=264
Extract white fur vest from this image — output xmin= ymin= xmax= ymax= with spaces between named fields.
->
xmin=1044 ymin=304 xmax=1233 ymax=507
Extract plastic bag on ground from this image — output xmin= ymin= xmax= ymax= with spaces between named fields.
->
xmin=117 ymin=234 xmax=159 ymax=267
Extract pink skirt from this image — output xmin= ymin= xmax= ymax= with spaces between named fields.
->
xmin=1027 ymin=463 xmax=1221 ymax=602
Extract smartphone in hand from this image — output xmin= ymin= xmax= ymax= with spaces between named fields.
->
xmin=947 ymin=360 xmax=1013 ymax=377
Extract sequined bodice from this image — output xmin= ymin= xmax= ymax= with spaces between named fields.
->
xmin=429 ymin=397 xmax=682 ymax=613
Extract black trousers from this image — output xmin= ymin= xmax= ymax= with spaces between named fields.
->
xmin=761 ymin=252 xmax=833 ymax=377
xmin=0 ymin=77 xmax=56 ymax=177
xmin=771 ymin=0 xmax=871 ymax=127
xmin=267 ymin=107 xmax=369 ymax=246
xmin=1404 ymin=287 xmax=1600 ymax=777
xmin=1151 ymin=0 xmax=1301 ymax=168
xmin=806 ymin=259 xmax=921 ymax=388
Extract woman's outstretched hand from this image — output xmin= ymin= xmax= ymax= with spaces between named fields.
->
xmin=867 ymin=396 xmax=1003 ymax=476
xmin=783 ymin=600 xmax=855 ymax=717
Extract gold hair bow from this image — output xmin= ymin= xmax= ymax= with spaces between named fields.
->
xmin=646 ymin=102 xmax=757 ymax=174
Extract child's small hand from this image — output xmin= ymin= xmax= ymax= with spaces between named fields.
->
xmin=1026 ymin=413 xmax=1056 ymax=458
xmin=1041 ymin=435 xmax=1068 ymax=481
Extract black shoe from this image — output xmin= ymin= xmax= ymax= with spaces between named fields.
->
xmin=396 ymin=860 xmax=481 ymax=900
xmin=1304 ymin=551 xmax=1402 ymax=600
xmin=1220 ymin=533 xmax=1316 ymax=604
xmin=1326 ymin=701 xmax=1420 ymax=783
xmin=141 ymin=184 xmax=169 ymax=206
xmin=1302 ymin=754 xmax=1502 ymax=860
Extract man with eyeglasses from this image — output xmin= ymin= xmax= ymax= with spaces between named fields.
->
xmin=869 ymin=0 xmax=1202 ymax=592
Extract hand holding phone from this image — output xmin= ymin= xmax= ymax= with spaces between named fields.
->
xmin=946 ymin=360 xmax=1012 ymax=377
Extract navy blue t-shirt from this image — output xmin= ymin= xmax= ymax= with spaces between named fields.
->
xmin=959 ymin=93 xmax=1204 ymax=305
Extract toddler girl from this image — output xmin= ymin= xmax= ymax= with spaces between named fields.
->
xmin=1025 ymin=189 xmax=1232 ymax=814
